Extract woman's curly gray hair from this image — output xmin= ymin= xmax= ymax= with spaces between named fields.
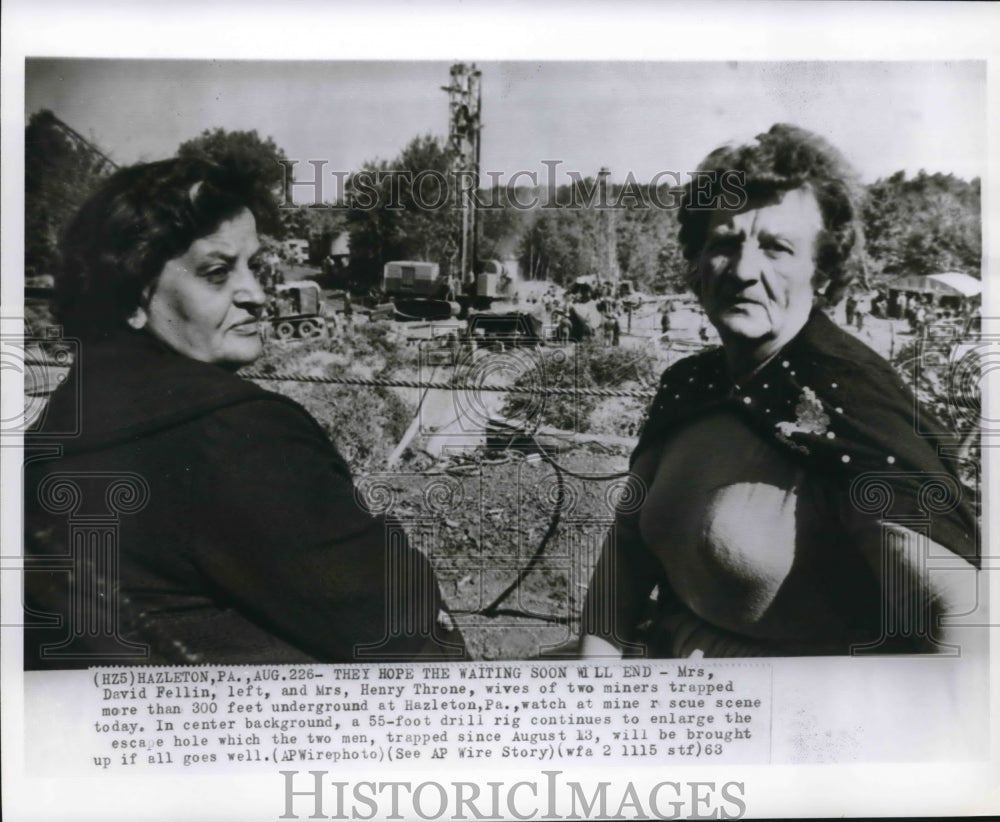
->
xmin=677 ymin=123 xmax=864 ymax=305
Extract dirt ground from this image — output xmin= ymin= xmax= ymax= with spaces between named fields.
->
xmin=360 ymin=444 xmax=634 ymax=660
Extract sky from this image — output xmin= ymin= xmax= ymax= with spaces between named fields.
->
xmin=25 ymin=60 xmax=986 ymax=203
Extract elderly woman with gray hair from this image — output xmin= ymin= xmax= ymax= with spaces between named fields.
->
xmin=581 ymin=124 xmax=979 ymax=658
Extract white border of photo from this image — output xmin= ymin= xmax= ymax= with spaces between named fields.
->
xmin=3 ymin=2 xmax=998 ymax=820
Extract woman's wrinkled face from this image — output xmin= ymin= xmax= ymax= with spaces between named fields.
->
xmin=143 ymin=209 xmax=265 ymax=368
xmin=695 ymin=187 xmax=825 ymax=371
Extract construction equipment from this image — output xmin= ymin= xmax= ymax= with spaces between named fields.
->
xmin=381 ymin=261 xmax=457 ymax=320
xmin=268 ymin=281 xmax=331 ymax=340
xmin=380 ymin=256 xmax=518 ymax=319
xmin=466 ymin=310 xmax=545 ymax=349
xmin=379 ymin=65 xmax=486 ymax=320
xmin=445 ymin=63 xmax=483 ymax=296
xmin=380 ymin=65 xmax=535 ymax=335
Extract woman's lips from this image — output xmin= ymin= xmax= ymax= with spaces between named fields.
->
xmin=721 ymin=296 xmax=763 ymax=309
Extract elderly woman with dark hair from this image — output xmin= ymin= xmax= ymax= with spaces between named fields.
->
xmin=25 ymin=157 xmax=464 ymax=667
xmin=581 ymin=124 xmax=979 ymax=658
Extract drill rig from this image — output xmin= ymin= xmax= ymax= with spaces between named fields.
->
xmin=382 ymin=63 xmax=510 ymax=319
xmin=446 ymin=63 xmax=482 ymax=299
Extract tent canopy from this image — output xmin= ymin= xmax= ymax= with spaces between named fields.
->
xmin=892 ymin=272 xmax=981 ymax=298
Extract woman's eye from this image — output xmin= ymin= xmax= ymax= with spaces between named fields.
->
xmin=761 ymin=238 xmax=792 ymax=255
xmin=201 ymin=267 xmax=231 ymax=284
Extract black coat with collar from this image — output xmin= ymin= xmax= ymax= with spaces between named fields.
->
xmin=24 ymin=331 xmax=464 ymax=668
xmin=580 ymin=310 xmax=978 ymax=654
xmin=636 ymin=310 xmax=978 ymax=564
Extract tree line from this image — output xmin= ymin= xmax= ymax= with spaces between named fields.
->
xmin=26 ymin=115 xmax=981 ymax=297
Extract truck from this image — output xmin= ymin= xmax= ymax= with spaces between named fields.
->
xmin=381 ymin=259 xmax=515 ymax=320
xmin=382 ymin=261 xmax=446 ymax=298
xmin=380 ymin=261 xmax=457 ymax=320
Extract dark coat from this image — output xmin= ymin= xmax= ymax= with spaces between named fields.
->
xmin=634 ymin=309 xmax=978 ymax=564
xmin=24 ymin=331 xmax=465 ymax=668
xmin=581 ymin=309 xmax=978 ymax=654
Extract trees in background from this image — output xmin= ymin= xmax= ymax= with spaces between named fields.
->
xmin=24 ymin=114 xmax=983 ymax=294
xmin=343 ymin=147 xmax=691 ymax=295
xmin=345 ymin=135 xmax=456 ymax=291
xmin=863 ymin=171 xmax=981 ymax=282
xmin=612 ymin=195 xmax=687 ymax=294
xmin=515 ymin=180 xmax=687 ymax=293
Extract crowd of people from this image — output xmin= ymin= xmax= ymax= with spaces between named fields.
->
xmin=843 ymin=288 xmax=975 ymax=338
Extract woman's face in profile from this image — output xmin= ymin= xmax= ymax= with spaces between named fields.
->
xmin=143 ymin=208 xmax=266 ymax=368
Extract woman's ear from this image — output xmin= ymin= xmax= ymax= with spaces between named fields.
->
xmin=811 ymin=266 xmax=832 ymax=296
xmin=126 ymin=306 xmax=148 ymax=330
xmin=128 ymin=283 xmax=154 ymax=329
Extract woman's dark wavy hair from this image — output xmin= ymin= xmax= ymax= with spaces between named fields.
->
xmin=55 ymin=156 xmax=279 ymax=340
xmin=677 ymin=123 xmax=864 ymax=304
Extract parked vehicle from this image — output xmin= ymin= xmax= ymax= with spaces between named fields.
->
xmin=268 ymin=281 xmax=331 ymax=340
xmin=381 ymin=259 xmax=511 ymax=320
xmin=466 ymin=311 xmax=545 ymax=349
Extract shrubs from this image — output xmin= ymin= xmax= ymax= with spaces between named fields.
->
xmin=249 ymin=322 xmax=418 ymax=472
xmin=891 ymin=338 xmax=980 ymax=513
xmin=502 ymin=341 xmax=662 ymax=436
xmin=251 ymin=328 xmax=668 ymax=466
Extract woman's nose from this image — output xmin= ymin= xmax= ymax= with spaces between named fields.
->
xmin=728 ymin=245 xmax=763 ymax=284
xmin=233 ymin=263 xmax=266 ymax=308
